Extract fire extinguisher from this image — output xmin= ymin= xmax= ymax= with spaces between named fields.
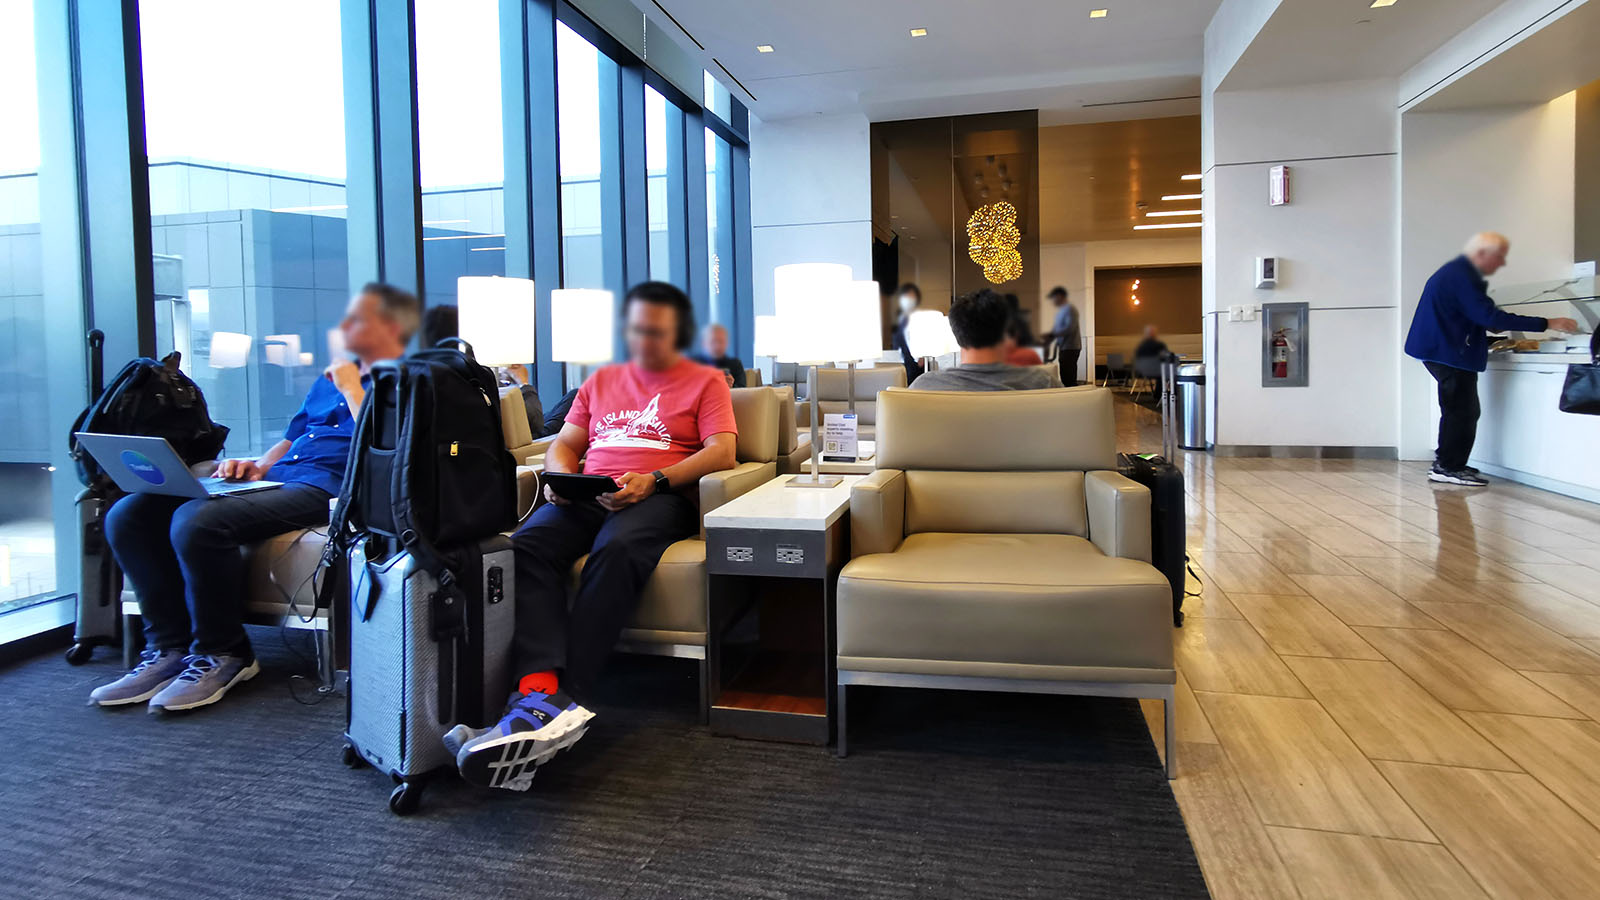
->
xmin=1271 ymin=328 xmax=1290 ymax=379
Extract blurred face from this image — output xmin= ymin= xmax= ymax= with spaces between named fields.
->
xmin=703 ymin=325 xmax=729 ymax=358
xmin=626 ymin=299 xmax=681 ymax=370
xmin=898 ymin=292 xmax=918 ymax=315
xmin=1470 ymin=242 xmax=1509 ymax=275
xmin=1051 ymin=293 xmax=1067 ymax=307
xmin=339 ymin=292 xmax=406 ymax=361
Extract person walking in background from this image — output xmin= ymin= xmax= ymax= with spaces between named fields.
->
xmin=689 ymin=322 xmax=746 ymax=389
xmin=1405 ymin=232 xmax=1577 ymax=486
xmin=889 ymin=283 xmax=926 ymax=384
xmin=1044 ymin=286 xmax=1081 ymax=387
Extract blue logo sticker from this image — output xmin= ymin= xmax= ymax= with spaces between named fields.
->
xmin=120 ymin=450 xmax=166 ymax=485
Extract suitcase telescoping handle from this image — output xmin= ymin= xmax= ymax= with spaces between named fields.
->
xmin=431 ymin=337 xmax=477 ymax=359
xmin=87 ymin=329 xmax=106 ymax=403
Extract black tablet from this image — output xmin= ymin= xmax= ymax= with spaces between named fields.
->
xmin=541 ymin=471 xmax=621 ymax=501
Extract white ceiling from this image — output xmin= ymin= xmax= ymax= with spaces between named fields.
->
xmin=642 ymin=0 xmax=1221 ymax=122
xmin=1408 ymin=0 xmax=1600 ymax=111
xmin=1218 ymin=0 xmax=1511 ymax=92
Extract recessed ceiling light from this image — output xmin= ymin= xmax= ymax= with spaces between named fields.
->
xmin=1180 ymin=173 xmax=1202 ymax=181
xmin=909 ymin=27 xmax=928 ymax=37
xmin=1161 ymin=193 xmax=1202 ymax=201
xmin=1147 ymin=210 xmax=1202 ymax=217
xmin=1134 ymin=222 xmax=1203 ymax=230
xmin=756 ymin=44 xmax=774 ymax=53
xmin=1370 ymin=0 xmax=1397 ymax=8
xmin=1089 ymin=9 xmax=1108 ymax=18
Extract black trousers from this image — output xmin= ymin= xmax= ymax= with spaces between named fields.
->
xmin=1424 ymin=361 xmax=1480 ymax=471
xmin=104 ymin=484 xmax=332 ymax=656
xmin=509 ymin=491 xmax=698 ymax=700
xmin=1059 ymin=348 xmax=1081 ymax=388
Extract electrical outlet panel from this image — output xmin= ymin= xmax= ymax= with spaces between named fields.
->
xmin=776 ymin=545 xmax=804 ymax=565
xmin=725 ymin=546 xmax=754 ymax=563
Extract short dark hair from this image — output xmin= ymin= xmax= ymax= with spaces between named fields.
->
xmin=897 ymin=282 xmax=921 ymax=302
xmin=947 ymin=289 xmax=1010 ymax=350
xmin=421 ymin=304 xmax=458 ymax=349
xmin=361 ymin=281 xmax=422 ymax=341
xmin=623 ymin=281 xmax=696 ymax=350
xmin=1047 ymin=286 xmax=1068 ymax=300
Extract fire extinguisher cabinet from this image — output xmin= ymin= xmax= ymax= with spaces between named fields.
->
xmin=1261 ymin=301 xmax=1309 ymax=387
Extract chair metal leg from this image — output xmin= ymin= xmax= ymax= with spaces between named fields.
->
xmin=835 ymin=683 xmax=848 ymax=758
xmin=698 ymin=657 xmax=711 ymax=725
xmin=121 ymin=614 xmax=143 ymax=669
xmin=1164 ymin=694 xmax=1177 ymax=780
xmin=316 ymin=624 xmax=336 ymax=691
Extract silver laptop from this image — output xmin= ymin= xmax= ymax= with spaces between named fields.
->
xmin=74 ymin=433 xmax=282 ymax=500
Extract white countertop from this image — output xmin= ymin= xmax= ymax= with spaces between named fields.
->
xmin=704 ymin=474 xmax=864 ymax=531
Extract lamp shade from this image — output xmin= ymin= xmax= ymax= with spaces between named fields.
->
xmin=839 ymin=280 xmax=883 ymax=362
xmin=905 ymin=309 xmax=958 ymax=359
xmin=549 ymin=288 xmax=615 ymax=364
xmin=772 ymin=262 xmax=852 ymax=363
xmin=753 ymin=314 xmax=783 ymax=359
xmin=458 ymin=276 xmax=536 ymax=366
xmin=263 ymin=333 xmax=302 ymax=367
xmin=209 ymin=331 xmax=253 ymax=369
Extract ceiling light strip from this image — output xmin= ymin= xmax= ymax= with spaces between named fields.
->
xmin=1147 ymin=210 xmax=1202 ymax=217
xmin=1134 ymin=222 xmax=1203 ymax=230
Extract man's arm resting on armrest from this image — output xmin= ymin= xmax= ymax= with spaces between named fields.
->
xmin=1086 ymin=470 xmax=1152 ymax=562
xmin=850 ymin=468 xmax=905 ymax=558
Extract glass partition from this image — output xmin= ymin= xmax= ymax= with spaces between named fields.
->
xmin=1489 ymin=277 xmax=1600 ymax=349
xmin=556 ymin=19 xmax=616 ymax=291
xmin=645 ymin=85 xmax=677 ymax=283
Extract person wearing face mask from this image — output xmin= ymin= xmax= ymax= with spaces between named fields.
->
xmin=889 ymin=283 xmax=926 ymax=383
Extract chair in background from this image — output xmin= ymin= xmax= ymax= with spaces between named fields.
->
xmin=1130 ymin=355 xmax=1164 ymax=403
xmin=792 ymin=365 xmax=906 ymax=440
xmin=744 ymin=367 xmax=763 ymax=387
xmin=1101 ymin=353 xmax=1132 ymax=388
xmin=834 ymin=387 xmax=1176 ymax=775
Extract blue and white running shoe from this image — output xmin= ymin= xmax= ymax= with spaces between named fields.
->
xmin=447 ymin=689 xmax=594 ymax=792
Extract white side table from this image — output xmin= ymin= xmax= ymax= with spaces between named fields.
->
xmin=703 ymin=474 xmax=863 ymax=745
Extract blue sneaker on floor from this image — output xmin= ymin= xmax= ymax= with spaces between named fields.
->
xmin=448 ymin=689 xmax=595 ymax=792
xmin=147 ymin=653 xmax=259 ymax=713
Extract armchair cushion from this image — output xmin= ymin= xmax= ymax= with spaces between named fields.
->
xmin=572 ymin=540 xmax=708 ymax=647
xmin=1085 ymin=470 xmax=1152 ymax=562
xmin=904 ymin=470 xmax=1086 ymax=537
xmin=837 ymin=533 xmax=1172 ymax=681
xmin=728 ymin=386 xmax=778 ymax=463
xmin=850 ymin=469 xmax=905 ymax=558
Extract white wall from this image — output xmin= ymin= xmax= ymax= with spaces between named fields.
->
xmin=749 ymin=113 xmax=874 ymax=316
xmin=1037 ymin=237 xmax=1202 ymax=382
xmin=1203 ymin=78 xmax=1401 ymax=451
xmin=1397 ymin=94 xmax=1578 ymax=458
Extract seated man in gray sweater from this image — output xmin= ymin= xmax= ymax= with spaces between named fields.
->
xmin=910 ymin=289 xmax=1064 ymax=392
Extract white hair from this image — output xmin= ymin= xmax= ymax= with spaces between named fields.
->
xmin=1463 ymin=232 xmax=1509 ymax=256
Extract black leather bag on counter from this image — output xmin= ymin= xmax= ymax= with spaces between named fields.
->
xmin=1558 ymin=331 xmax=1600 ymax=416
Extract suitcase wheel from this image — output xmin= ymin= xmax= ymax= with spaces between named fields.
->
xmin=340 ymin=743 xmax=367 ymax=769
xmin=64 ymin=643 xmax=95 ymax=666
xmin=388 ymin=780 xmax=423 ymax=816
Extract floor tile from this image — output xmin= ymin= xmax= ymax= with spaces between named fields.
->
xmin=1249 ymin=538 xmax=1359 ymax=576
xmin=1341 ymin=557 xmax=1486 ymax=606
xmin=1204 ymin=552 xmax=1302 ymax=595
xmin=1213 ymin=511 xmax=1287 ymax=540
xmin=1510 ymin=564 xmax=1600 ymax=604
xmin=1378 ymin=761 xmax=1600 ymax=900
xmin=1265 ymin=827 xmax=1488 ymax=900
xmin=1282 ymin=656 xmax=1518 ymax=770
xmin=1352 ymin=627 xmax=1583 ymax=718
xmin=1169 ymin=743 xmax=1301 ymax=900
xmin=1252 ymin=503 xmax=1344 ymax=529
xmin=1477 ymin=581 xmax=1600 ymax=639
xmin=1519 ymin=671 xmax=1600 ymax=721
xmin=1184 ymin=568 xmax=1244 ymax=619
xmin=1175 ymin=617 xmax=1309 ymax=698
xmin=1293 ymin=524 xmax=1403 ymax=559
xmin=1409 ymin=601 xmax=1600 ymax=674
xmin=1335 ymin=513 xmax=1437 ymax=544
xmin=1229 ymin=593 xmax=1384 ymax=660
xmin=1197 ymin=692 xmax=1434 ymax=841
xmin=1141 ymin=670 xmax=1217 ymax=760
xmin=1388 ymin=542 xmax=1537 ymax=583
xmin=1459 ymin=712 xmax=1600 ymax=831
xmin=1289 ymin=574 xmax=1443 ymax=629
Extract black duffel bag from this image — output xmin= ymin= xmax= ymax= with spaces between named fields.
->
xmin=68 ymin=350 xmax=229 ymax=488
xmin=1559 ymin=330 xmax=1600 ymax=416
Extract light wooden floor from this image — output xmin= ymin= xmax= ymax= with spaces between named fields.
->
xmin=1115 ymin=396 xmax=1600 ymax=900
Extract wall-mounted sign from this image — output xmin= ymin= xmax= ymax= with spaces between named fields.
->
xmin=1269 ymin=165 xmax=1290 ymax=206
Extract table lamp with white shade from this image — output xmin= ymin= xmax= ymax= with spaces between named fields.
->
xmin=550 ymin=288 xmax=615 ymax=385
xmin=773 ymin=262 xmax=854 ymax=488
xmin=905 ymin=308 xmax=958 ymax=372
xmin=457 ymin=276 xmax=537 ymax=365
xmin=838 ymin=279 xmax=884 ymax=415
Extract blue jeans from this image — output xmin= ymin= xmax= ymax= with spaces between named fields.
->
xmin=104 ymin=484 xmax=332 ymax=657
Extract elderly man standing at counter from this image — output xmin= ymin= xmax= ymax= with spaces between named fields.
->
xmin=1405 ymin=232 xmax=1577 ymax=487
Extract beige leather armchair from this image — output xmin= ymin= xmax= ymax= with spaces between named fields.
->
xmin=773 ymin=386 xmax=812 ymax=476
xmin=569 ymin=385 xmax=781 ymax=721
xmin=834 ymin=387 xmax=1176 ymax=776
xmin=789 ymin=365 xmax=905 ymax=440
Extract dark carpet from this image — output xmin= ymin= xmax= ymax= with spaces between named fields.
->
xmin=0 ymin=629 xmax=1208 ymax=899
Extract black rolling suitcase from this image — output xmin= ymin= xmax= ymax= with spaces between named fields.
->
xmin=1119 ymin=452 xmax=1187 ymax=626
xmin=324 ymin=339 xmax=520 ymax=813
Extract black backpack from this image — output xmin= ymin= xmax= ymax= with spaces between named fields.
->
xmin=325 ymin=340 xmax=518 ymax=602
xmin=69 ymin=351 xmax=230 ymax=489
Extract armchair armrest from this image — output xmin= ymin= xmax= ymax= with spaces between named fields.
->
xmin=515 ymin=466 xmax=540 ymax=522
xmin=699 ymin=460 xmax=777 ymax=515
xmin=851 ymin=468 xmax=905 ymax=557
xmin=1086 ymin=470 xmax=1152 ymax=562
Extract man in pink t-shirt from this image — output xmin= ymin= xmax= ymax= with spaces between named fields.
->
xmin=447 ymin=282 xmax=738 ymax=792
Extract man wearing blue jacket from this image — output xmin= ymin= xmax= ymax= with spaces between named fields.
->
xmin=1405 ymin=232 xmax=1577 ymax=486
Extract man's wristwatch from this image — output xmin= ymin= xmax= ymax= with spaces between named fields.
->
xmin=651 ymin=470 xmax=670 ymax=494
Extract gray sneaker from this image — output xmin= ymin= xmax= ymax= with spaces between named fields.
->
xmin=88 ymin=649 xmax=188 ymax=707
xmin=148 ymin=653 xmax=260 ymax=713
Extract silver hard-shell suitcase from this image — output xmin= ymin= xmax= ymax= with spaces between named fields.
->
xmin=65 ymin=488 xmax=122 ymax=665
xmin=341 ymin=535 xmax=514 ymax=814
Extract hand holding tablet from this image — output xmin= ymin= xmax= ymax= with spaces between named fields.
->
xmin=540 ymin=472 xmax=621 ymax=503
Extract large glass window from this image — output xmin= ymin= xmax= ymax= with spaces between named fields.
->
xmin=417 ymin=0 xmax=506 ymax=305
xmin=706 ymin=128 xmax=734 ymax=324
xmin=555 ymin=20 xmax=616 ymax=290
xmin=0 ymin=0 xmax=60 ymax=629
xmin=139 ymin=0 xmax=348 ymax=458
xmin=645 ymin=85 xmax=676 ymax=283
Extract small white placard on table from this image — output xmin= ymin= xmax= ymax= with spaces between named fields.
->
xmin=821 ymin=413 xmax=858 ymax=463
